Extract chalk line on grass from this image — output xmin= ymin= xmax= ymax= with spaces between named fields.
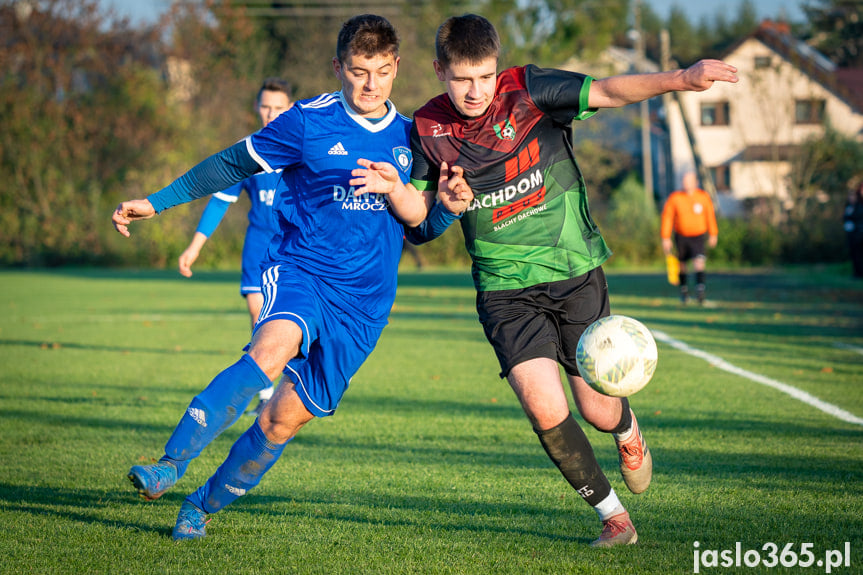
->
xmin=651 ymin=330 xmax=863 ymax=427
xmin=832 ymin=341 xmax=863 ymax=356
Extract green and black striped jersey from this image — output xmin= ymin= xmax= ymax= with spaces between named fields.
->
xmin=410 ymin=65 xmax=612 ymax=292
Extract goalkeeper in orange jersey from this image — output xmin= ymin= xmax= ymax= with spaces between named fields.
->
xmin=660 ymin=172 xmax=718 ymax=305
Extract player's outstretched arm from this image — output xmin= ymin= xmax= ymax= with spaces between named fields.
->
xmin=351 ymin=159 xmax=427 ymax=227
xmin=112 ymin=199 xmax=156 ymax=237
xmin=588 ymin=59 xmax=738 ymax=109
xmin=112 ymin=140 xmax=261 ymax=238
xmin=178 ymin=232 xmax=208 ymax=277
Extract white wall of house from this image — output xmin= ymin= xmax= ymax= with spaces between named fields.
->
xmin=732 ymin=161 xmax=793 ymax=200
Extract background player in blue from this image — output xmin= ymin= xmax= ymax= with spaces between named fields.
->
xmin=178 ymin=78 xmax=292 ymax=415
xmin=112 ymin=14 xmax=452 ymax=540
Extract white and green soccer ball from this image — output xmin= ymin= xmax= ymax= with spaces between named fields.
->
xmin=575 ymin=315 xmax=658 ymax=397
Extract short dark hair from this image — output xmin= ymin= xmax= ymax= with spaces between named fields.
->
xmin=257 ymin=77 xmax=292 ymax=103
xmin=336 ymin=14 xmax=399 ymax=63
xmin=436 ymin=14 xmax=500 ymax=67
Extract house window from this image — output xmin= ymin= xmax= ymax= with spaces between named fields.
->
xmin=754 ymin=56 xmax=772 ymax=69
xmin=701 ymin=102 xmax=730 ymax=126
xmin=709 ymin=166 xmax=731 ymax=193
xmin=795 ymin=99 xmax=825 ymax=124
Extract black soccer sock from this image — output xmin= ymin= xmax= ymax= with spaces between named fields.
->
xmin=695 ymin=271 xmax=706 ymax=302
xmin=679 ymin=272 xmax=688 ymax=289
xmin=535 ymin=412 xmax=612 ymax=507
xmin=608 ymin=397 xmax=632 ymax=435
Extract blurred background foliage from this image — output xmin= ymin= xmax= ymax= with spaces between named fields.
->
xmin=1 ymin=0 xmax=861 ymax=269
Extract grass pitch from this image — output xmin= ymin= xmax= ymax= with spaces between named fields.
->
xmin=0 ymin=266 xmax=860 ymax=574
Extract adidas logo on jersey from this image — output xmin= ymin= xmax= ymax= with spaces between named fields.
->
xmin=328 ymin=142 xmax=348 ymax=155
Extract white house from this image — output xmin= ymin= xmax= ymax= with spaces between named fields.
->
xmin=667 ymin=20 xmax=863 ymax=215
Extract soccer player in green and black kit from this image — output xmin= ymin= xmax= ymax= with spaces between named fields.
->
xmin=359 ymin=14 xmax=738 ymax=546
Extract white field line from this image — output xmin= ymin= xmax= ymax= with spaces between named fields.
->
xmin=832 ymin=341 xmax=863 ymax=356
xmin=651 ymin=330 xmax=863 ymax=427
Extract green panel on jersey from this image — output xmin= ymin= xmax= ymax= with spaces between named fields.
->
xmin=463 ymin=164 xmax=611 ymax=292
xmin=411 ymin=178 xmax=435 ymax=192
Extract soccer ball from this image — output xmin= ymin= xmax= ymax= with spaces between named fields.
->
xmin=575 ymin=315 xmax=658 ymax=397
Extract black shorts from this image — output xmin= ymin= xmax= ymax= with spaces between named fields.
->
xmin=675 ymin=233 xmax=708 ymax=262
xmin=476 ymin=268 xmax=610 ymax=378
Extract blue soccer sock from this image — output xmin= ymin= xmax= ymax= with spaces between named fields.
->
xmin=160 ymin=354 xmax=272 ymax=478
xmin=187 ymin=419 xmax=290 ymax=514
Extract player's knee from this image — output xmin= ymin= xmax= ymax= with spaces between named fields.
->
xmin=257 ymin=416 xmax=288 ymax=443
xmin=247 ymin=334 xmax=297 ymax=380
xmin=249 ymin=322 xmax=302 ymax=372
xmin=258 ymin=404 xmax=310 ymax=444
xmin=246 ymin=350 xmax=285 ymax=381
xmin=579 ymin=396 xmax=630 ymax=433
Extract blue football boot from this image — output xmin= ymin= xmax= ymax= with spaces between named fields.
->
xmin=128 ymin=461 xmax=178 ymax=500
xmin=172 ymin=500 xmax=209 ymax=541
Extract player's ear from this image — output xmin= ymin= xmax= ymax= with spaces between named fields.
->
xmin=392 ymin=56 xmax=400 ymax=79
xmin=332 ymin=57 xmax=342 ymax=79
xmin=433 ymin=60 xmax=446 ymax=82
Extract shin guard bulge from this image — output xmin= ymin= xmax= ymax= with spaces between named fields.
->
xmin=189 ymin=419 xmax=289 ymax=514
xmin=536 ymin=412 xmax=612 ymax=507
xmin=162 ymin=354 xmax=272 ymax=477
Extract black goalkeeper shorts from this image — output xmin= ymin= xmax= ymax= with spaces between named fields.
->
xmin=476 ymin=267 xmax=610 ymax=379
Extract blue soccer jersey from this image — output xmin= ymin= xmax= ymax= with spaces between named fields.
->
xmin=247 ymin=92 xmax=412 ymax=325
xmin=195 ymin=171 xmax=281 ymax=294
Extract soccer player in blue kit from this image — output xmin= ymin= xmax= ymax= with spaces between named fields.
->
xmin=178 ymin=77 xmax=293 ymax=414
xmin=178 ymin=77 xmax=292 ymax=325
xmin=112 ymin=14 xmax=465 ymax=540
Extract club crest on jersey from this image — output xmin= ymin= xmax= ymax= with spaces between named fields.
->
xmin=493 ymin=115 xmax=517 ymax=140
xmin=393 ymin=146 xmax=412 ymax=174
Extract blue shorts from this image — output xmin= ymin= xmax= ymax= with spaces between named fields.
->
xmin=239 ymin=227 xmax=271 ymax=296
xmin=254 ymin=264 xmax=384 ymax=417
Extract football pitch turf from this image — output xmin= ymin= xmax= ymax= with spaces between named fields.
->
xmin=0 ymin=267 xmax=860 ymax=574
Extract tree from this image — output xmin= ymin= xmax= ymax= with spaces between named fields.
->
xmin=635 ymin=1 xmax=665 ymax=64
xmin=783 ymin=127 xmax=863 ymax=261
xmin=803 ymin=0 xmax=863 ymax=67
xmin=223 ymin=0 xmax=459 ymax=114
xmin=162 ymin=0 xmax=266 ymax=154
xmin=666 ymin=5 xmax=701 ymax=65
xmin=0 ymin=0 xmax=182 ymax=265
xmin=665 ymin=0 xmax=787 ymax=65
xmin=729 ymin=0 xmax=759 ymax=39
xmin=0 ymin=0 xmax=272 ymax=266
xmin=485 ymin=0 xmax=631 ymax=66
xmin=597 ymin=173 xmax=660 ymax=265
